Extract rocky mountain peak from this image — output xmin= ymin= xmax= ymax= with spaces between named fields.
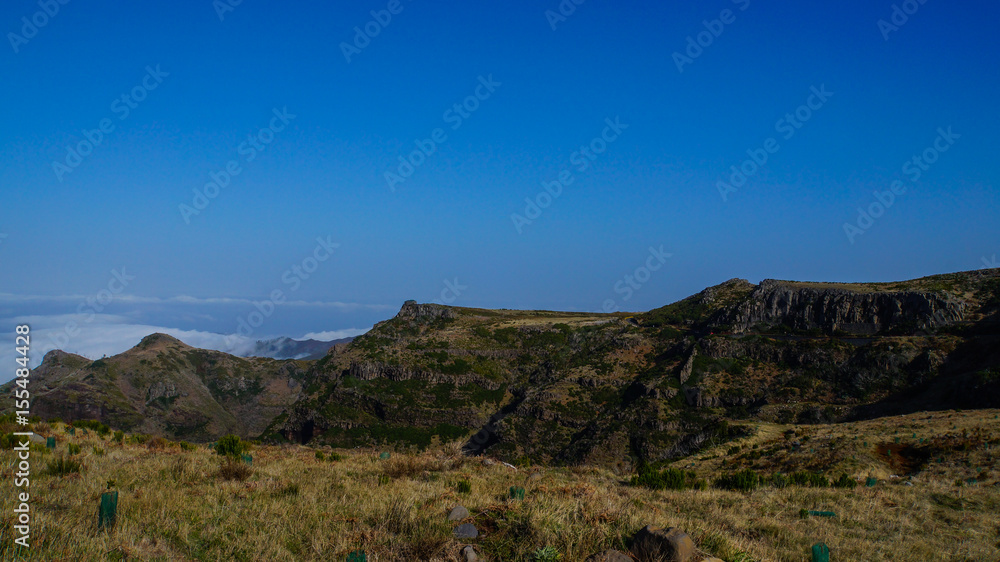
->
xmin=396 ymin=301 xmax=457 ymax=320
xmin=137 ymin=333 xmax=190 ymax=350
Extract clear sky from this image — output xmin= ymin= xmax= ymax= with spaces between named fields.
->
xmin=1 ymin=0 xmax=998 ymax=365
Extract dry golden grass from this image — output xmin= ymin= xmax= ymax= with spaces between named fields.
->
xmin=1 ymin=411 xmax=998 ymax=561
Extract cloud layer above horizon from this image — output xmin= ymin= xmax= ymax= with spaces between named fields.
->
xmin=0 ymin=292 xmax=387 ymax=382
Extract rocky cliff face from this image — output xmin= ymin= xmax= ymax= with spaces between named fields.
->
xmin=714 ymin=279 xmax=967 ymax=335
xmin=397 ymin=300 xmax=457 ymax=321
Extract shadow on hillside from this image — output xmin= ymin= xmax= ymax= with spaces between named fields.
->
xmin=849 ymin=334 xmax=1000 ymax=420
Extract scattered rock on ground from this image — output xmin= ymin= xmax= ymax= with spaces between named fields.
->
xmin=631 ymin=525 xmax=695 ymax=562
xmin=453 ymin=523 xmax=478 ymax=539
xmin=448 ymin=505 xmax=471 ymax=521
xmin=462 ymin=545 xmax=479 ymax=562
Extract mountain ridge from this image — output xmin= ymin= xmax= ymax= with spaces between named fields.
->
xmin=8 ymin=268 xmax=999 ymax=467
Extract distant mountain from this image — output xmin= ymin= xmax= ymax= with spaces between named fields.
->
xmin=9 ymin=269 xmax=999 ymax=467
xmin=10 ymin=334 xmax=308 ymax=441
xmin=242 ymin=336 xmax=354 ymax=360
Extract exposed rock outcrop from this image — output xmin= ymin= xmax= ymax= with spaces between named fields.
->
xmin=145 ymin=381 xmax=180 ymax=405
xmin=348 ymin=361 xmax=503 ymax=390
xmin=679 ymin=347 xmax=696 ymax=385
xmin=397 ymin=301 xmax=457 ymax=320
xmin=716 ymin=279 xmax=966 ymax=335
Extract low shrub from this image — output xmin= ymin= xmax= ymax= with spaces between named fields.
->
xmin=789 ymin=471 xmax=829 ymax=487
xmin=216 ymin=434 xmax=246 ymax=458
xmin=715 ymin=469 xmax=761 ymax=492
xmin=179 ymin=441 xmax=196 ymax=451
xmin=315 ymin=450 xmax=326 ymax=461
xmin=457 ymin=479 xmax=472 ymax=494
xmin=218 ymin=457 xmax=253 ymax=481
xmin=832 ymin=473 xmax=857 ymax=489
xmin=67 ymin=443 xmax=82 ymax=455
xmin=46 ymin=455 xmax=83 ymax=476
xmin=72 ymin=419 xmax=111 ymax=436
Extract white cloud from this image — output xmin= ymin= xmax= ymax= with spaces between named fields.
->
xmin=0 ymin=291 xmax=397 ymax=383
xmin=300 ymin=328 xmax=368 ymax=341
xmin=0 ymin=315 xmax=369 ymax=384
xmin=0 ymin=292 xmax=396 ymax=311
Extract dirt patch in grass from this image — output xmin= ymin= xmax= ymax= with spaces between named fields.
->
xmin=876 ymin=443 xmax=929 ymax=474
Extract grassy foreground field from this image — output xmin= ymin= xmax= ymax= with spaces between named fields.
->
xmin=2 ymin=410 xmax=999 ymax=561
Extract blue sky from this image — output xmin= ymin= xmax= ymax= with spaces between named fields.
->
xmin=1 ymin=0 xmax=998 ymax=365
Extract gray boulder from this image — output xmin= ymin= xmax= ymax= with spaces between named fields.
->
xmin=631 ymin=525 xmax=695 ymax=562
xmin=448 ymin=505 xmax=471 ymax=521
xmin=453 ymin=523 xmax=478 ymax=539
